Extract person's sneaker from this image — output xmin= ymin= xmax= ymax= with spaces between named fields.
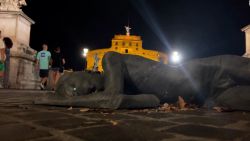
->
xmin=40 ymin=83 xmax=45 ymax=90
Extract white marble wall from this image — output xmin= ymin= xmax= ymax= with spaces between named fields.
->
xmin=0 ymin=11 xmax=39 ymax=89
xmin=242 ymin=25 xmax=250 ymax=57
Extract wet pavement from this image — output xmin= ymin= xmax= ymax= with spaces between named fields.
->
xmin=0 ymin=89 xmax=249 ymax=141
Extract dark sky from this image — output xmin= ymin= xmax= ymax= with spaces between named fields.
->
xmin=22 ymin=0 xmax=250 ymax=70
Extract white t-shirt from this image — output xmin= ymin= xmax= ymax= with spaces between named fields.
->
xmin=0 ymin=38 xmax=5 ymax=61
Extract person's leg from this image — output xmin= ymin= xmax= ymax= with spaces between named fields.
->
xmin=41 ymin=77 xmax=47 ymax=84
xmin=3 ymin=60 xmax=9 ymax=88
xmin=54 ymin=71 xmax=61 ymax=89
xmin=0 ymin=62 xmax=5 ymax=88
xmin=51 ymin=70 xmax=57 ymax=90
xmin=0 ymin=72 xmax=4 ymax=88
xmin=39 ymin=70 xmax=46 ymax=90
xmin=42 ymin=70 xmax=49 ymax=89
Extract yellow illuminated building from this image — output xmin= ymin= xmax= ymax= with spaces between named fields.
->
xmin=86 ymin=27 xmax=168 ymax=72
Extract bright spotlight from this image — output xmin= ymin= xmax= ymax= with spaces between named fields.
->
xmin=82 ymin=48 xmax=89 ymax=57
xmin=170 ymin=51 xmax=182 ymax=64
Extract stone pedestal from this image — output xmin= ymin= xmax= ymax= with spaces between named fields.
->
xmin=0 ymin=11 xmax=39 ymax=89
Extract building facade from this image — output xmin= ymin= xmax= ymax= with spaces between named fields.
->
xmin=86 ymin=28 xmax=168 ymax=72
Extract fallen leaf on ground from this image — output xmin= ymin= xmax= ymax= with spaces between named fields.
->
xmin=158 ymin=103 xmax=171 ymax=111
xmin=177 ymin=96 xmax=186 ymax=109
xmin=67 ymin=106 xmax=73 ymax=110
xmin=80 ymin=108 xmax=90 ymax=112
xmin=107 ymin=120 xmax=118 ymax=126
xmin=213 ymin=106 xmax=232 ymax=112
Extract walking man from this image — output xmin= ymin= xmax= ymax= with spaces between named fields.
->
xmin=51 ymin=47 xmax=65 ymax=90
xmin=36 ymin=43 xmax=51 ymax=90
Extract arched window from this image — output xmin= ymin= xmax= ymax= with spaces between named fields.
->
xmin=125 ymin=49 xmax=128 ymax=53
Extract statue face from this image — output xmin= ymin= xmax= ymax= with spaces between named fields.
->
xmin=55 ymin=72 xmax=104 ymax=97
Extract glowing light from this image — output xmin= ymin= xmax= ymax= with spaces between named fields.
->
xmin=82 ymin=48 xmax=89 ymax=57
xmin=171 ymin=51 xmax=182 ymax=64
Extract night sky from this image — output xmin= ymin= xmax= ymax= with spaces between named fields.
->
xmin=22 ymin=0 xmax=250 ymax=70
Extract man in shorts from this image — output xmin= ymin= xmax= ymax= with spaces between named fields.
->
xmin=51 ymin=47 xmax=65 ymax=90
xmin=36 ymin=44 xmax=51 ymax=90
xmin=0 ymin=31 xmax=6 ymax=88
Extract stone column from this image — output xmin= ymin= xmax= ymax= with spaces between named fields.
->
xmin=0 ymin=11 xmax=39 ymax=89
xmin=242 ymin=25 xmax=250 ymax=58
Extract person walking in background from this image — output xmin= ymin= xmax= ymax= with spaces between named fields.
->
xmin=0 ymin=31 xmax=6 ymax=88
xmin=3 ymin=37 xmax=13 ymax=88
xmin=36 ymin=43 xmax=51 ymax=90
xmin=51 ymin=46 xmax=65 ymax=90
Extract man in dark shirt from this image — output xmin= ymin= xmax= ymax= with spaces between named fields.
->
xmin=51 ymin=47 xmax=65 ymax=90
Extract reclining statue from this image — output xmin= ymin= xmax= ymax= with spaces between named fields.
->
xmin=35 ymin=52 xmax=250 ymax=111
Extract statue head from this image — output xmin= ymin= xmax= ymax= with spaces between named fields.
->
xmin=0 ymin=0 xmax=27 ymax=11
xmin=55 ymin=71 xmax=104 ymax=97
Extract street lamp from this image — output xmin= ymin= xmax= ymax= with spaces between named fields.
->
xmin=170 ymin=51 xmax=182 ymax=64
xmin=83 ymin=48 xmax=89 ymax=58
xmin=82 ymin=48 xmax=89 ymax=70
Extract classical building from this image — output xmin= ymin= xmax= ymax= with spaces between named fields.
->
xmin=0 ymin=0 xmax=39 ymax=89
xmin=242 ymin=25 xmax=250 ymax=58
xmin=86 ymin=26 xmax=168 ymax=72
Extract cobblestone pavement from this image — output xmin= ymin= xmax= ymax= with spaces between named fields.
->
xmin=0 ymin=89 xmax=249 ymax=141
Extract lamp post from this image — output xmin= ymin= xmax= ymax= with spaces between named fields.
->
xmin=83 ymin=48 xmax=89 ymax=57
xmin=82 ymin=48 xmax=89 ymax=70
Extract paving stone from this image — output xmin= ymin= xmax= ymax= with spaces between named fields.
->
xmin=204 ymin=112 xmax=250 ymax=121
xmin=0 ymin=114 xmax=19 ymax=125
xmin=247 ymin=122 xmax=250 ymax=127
xmin=171 ymin=110 xmax=209 ymax=116
xmin=67 ymin=124 xmax=175 ymax=141
xmin=12 ymin=112 xmax=74 ymax=121
xmin=0 ymin=124 xmax=51 ymax=141
xmin=124 ymin=119 xmax=175 ymax=129
xmin=0 ymin=90 xmax=250 ymax=141
xmin=31 ymin=137 xmax=63 ymax=141
xmin=0 ymin=108 xmax=39 ymax=116
xmin=178 ymin=140 xmax=200 ymax=141
xmin=131 ymin=111 xmax=174 ymax=119
xmin=35 ymin=117 xmax=107 ymax=130
xmin=241 ymin=134 xmax=250 ymax=141
xmin=171 ymin=116 xmax=237 ymax=126
xmin=81 ymin=113 xmax=137 ymax=120
xmin=166 ymin=124 xmax=247 ymax=140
